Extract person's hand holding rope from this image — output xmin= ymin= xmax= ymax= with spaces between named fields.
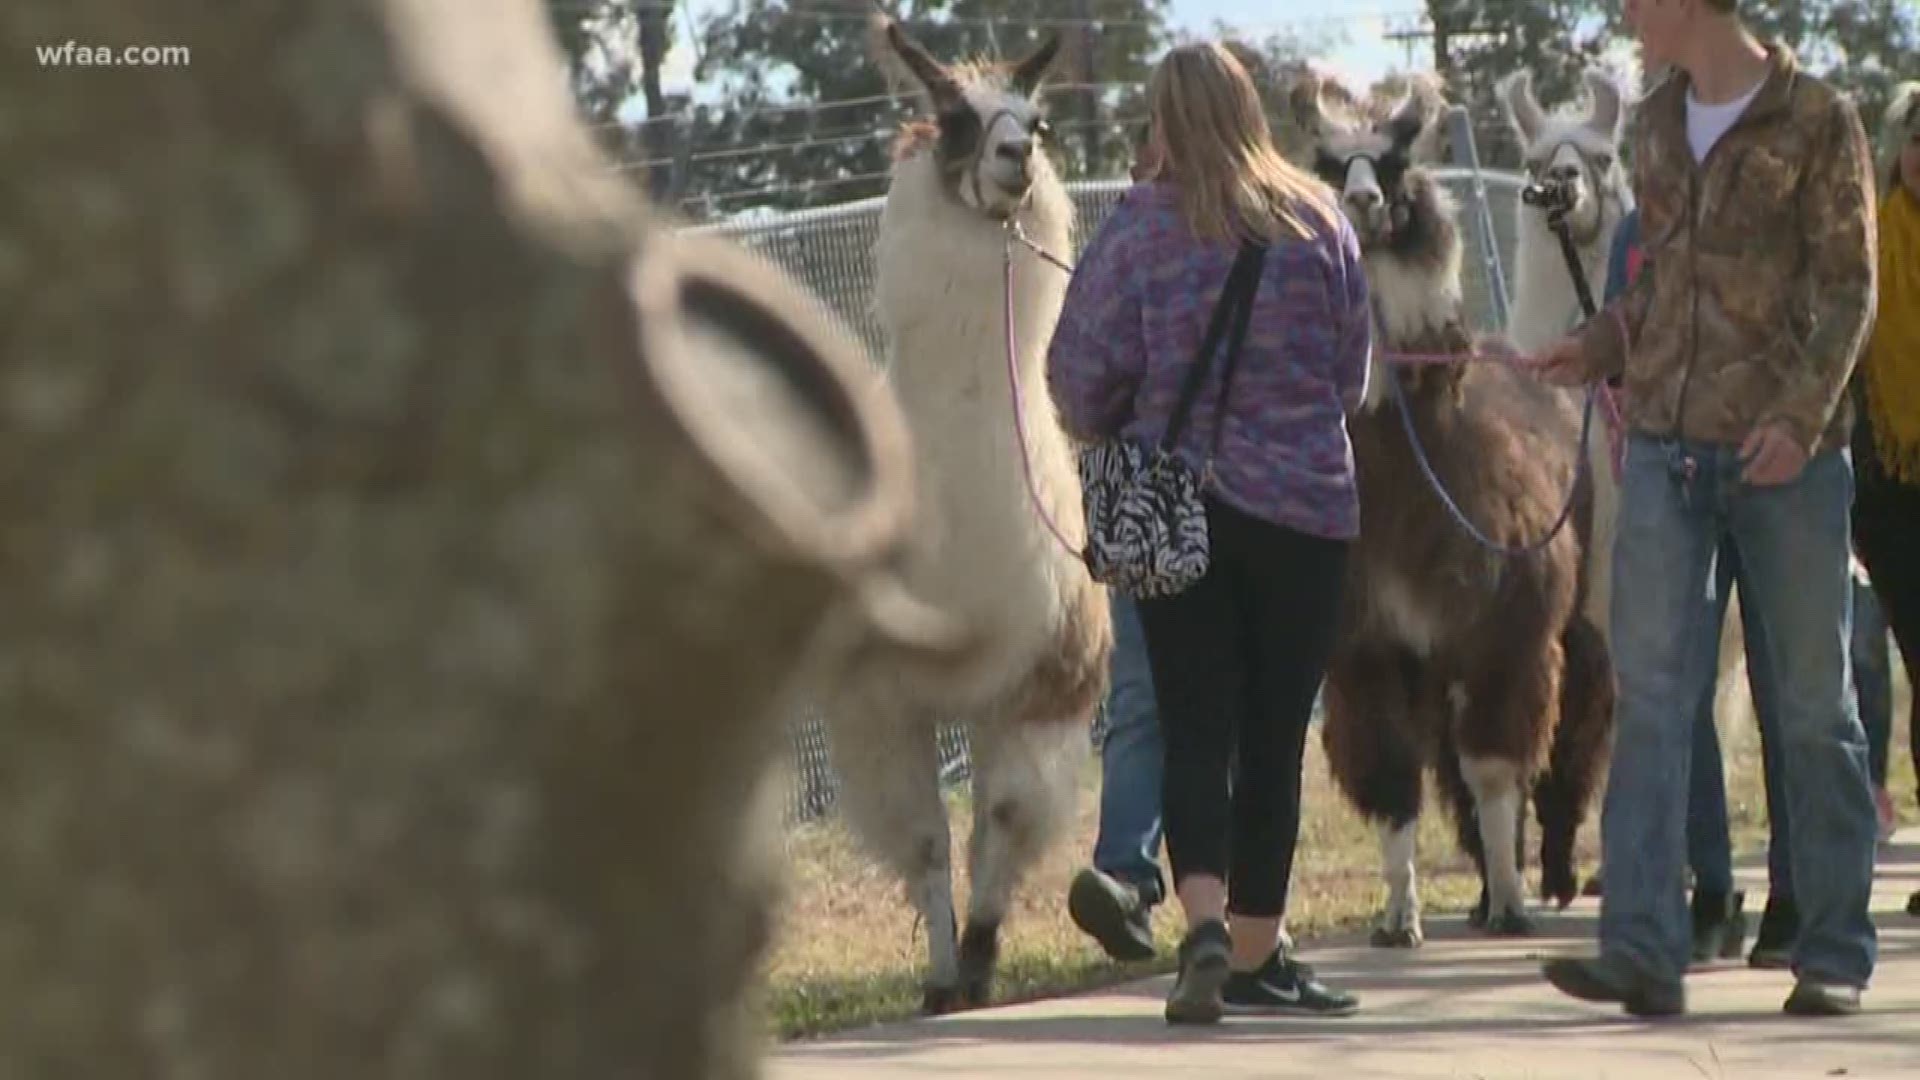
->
xmin=1515 ymin=333 xmax=1590 ymax=387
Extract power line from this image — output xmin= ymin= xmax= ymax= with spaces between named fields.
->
xmin=668 ymin=113 xmax=1148 ymax=206
xmin=591 ymin=79 xmax=1140 ymax=131
xmin=549 ymin=0 xmax=1461 ymax=39
xmin=640 ymin=111 xmax=1143 ymax=175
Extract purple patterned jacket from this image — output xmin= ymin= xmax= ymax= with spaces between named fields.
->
xmin=1046 ymin=182 xmax=1373 ymax=540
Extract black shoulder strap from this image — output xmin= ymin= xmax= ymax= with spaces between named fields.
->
xmin=1160 ymin=238 xmax=1268 ymax=455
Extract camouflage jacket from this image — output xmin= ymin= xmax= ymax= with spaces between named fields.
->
xmin=1576 ymin=44 xmax=1879 ymax=454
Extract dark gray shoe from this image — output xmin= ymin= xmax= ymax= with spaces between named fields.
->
xmin=1689 ymin=889 xmax=1748 ymax=964
xmin=1223 ymin=950 xmax=1359 ymax=1017
xmin=1067 ymin=868 xmax=1157 ymax=963
xmin=1164 ymin=920 xmax=1231 ymax=1025
xmin=1542 ymin=954 xmax=1685 ymax=1018
xmin=1784 ymin=980 xmax=1862 ymax=1017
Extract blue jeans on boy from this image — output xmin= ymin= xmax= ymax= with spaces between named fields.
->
xmin=1853 ymin=577 xmax=1893 ymax=789
xmin=1685 ymin=541 xmax=1791 ymax=900
xmin=1092 ymin=593 xmax=1166 ymax=906
xmin=1600 ymin=435 xmax=1877 ymax=988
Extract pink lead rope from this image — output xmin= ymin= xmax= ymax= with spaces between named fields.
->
xmin=1002 ymin=228 xmax=1090 ymax=560
xmin=998 ymin=223 xmax=1630 ymax=564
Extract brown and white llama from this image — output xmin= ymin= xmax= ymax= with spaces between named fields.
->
xmin=1290 ymin=72 xmax=1616 ymax=944
xmin=819 ymin=13 xmax=1112 ymax=1014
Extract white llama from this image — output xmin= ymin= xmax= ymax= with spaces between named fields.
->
xmin=821 ymin=12 xmax=1112 ymax=1014
xmin=1500 ymin=68 xmax=1634 ymax=650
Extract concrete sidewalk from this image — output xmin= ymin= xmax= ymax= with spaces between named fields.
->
xmin=772 ymin=830 xmax=1920 ymax=1079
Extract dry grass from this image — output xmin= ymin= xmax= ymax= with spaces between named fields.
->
xmin=761 ymin=661 xmax=1912 ymax=1041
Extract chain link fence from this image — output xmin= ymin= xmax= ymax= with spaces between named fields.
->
xmin=686 ymin=169 xmax=1530 ymax=826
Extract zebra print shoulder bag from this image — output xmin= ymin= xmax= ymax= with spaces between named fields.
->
xmin=1078 ymin=238 xmax=1267 ymax=599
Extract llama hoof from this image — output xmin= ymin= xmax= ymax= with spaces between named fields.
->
xmin=1483 ymin=908 xmax=1536 ymax=937
xmin=1540 ymin=865 xmax=1579 ymax=910
xmin=1467 ymin=893 xmax=1491 ymax=930
xmin=921 ymin=986 xmax=965 ymax=1016
xmin=1371 ymin=925 xmax=1424 ymax=949
xmin=957 ymin=921 xmax=1000 ymax=1008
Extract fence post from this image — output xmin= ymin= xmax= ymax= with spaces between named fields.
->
xmin=1446 ymin=105 xmax=1511 ymax=333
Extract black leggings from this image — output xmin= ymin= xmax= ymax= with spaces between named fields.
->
xmin=1853 ymin=446 xmax=1920 ymax=801
xmin=1137 ymin=496 xmax=1350 ymax=919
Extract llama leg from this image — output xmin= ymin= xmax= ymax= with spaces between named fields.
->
xmin=960 ymin=711 xmax=1081 ymax=1007
xmin=1460 ymin=754 xmax=1533 ymax=935
xmin=1435 ymin=722 xmax=1492 ymax=929
xmin=1323 ymin=647 xmax=1429 ymax=948
xmin=822 ymin=694 xmax=962 ymax=1013
xmin=1536 ymin=614 xmax=1616 ymax=908
xmin=1377 ymin=818 xmax=1424 ymax=948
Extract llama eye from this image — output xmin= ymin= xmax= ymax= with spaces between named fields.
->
xmin=939 ymin=108 xmax=982 ymax=157
xmin=1594 ymin=154 xmax=1614 ymax=172
xmin=1033 ymin=118 xmax=1053 ymax=141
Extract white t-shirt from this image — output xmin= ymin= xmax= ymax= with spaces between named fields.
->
xmin=1686 ymin=76 xmax=1767 ymax=163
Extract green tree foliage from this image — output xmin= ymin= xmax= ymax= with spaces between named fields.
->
xmin=1416 ymin=0 xmax=1917 ymax=167
xmin=1727 ymin=0 xmax=1917 ymax=133
xmin=1414 ymin=1 xmax=1621 ymax=168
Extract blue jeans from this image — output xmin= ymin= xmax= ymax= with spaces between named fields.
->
xmin=1685 ymin=541 xmax=1791 ymax=900
xmin=1601 ymin=436 xmax=1877 ymax=986
xmin=1092 ymin=592 xmax=1166 ymax=905
xmin=1853 ymin=576 xmax=1893 ymax=788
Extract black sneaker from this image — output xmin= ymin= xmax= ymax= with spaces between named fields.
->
xmin=1223 ymin=950 xmax=1359 ymax=1017
xmin=1748 ymin=895 xmax=1798 ymax=970
xmin=1542 ymin=954 xmax=1685 ymax=1018
xmin=1067 ymin=868 xmax=1158 ymax=963
xmin=1907 ymin=890 xmax=1920 ymax=918
xmin=1784 ymin=980 xmax=1862 ymax=1017
xmin=1689 ymin=889 xmax=1747 ymax=964
xmin=1164 ymin=920 xmax=1231 ymax=1025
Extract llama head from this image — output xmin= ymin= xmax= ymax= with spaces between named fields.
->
xmin=1291 ymin=72 xmax=1448 ymax=251
xmin=1501 ymin=69 xmax=1630 ymax=242
xmin=869 ymin=9 xmax=1063 ymax=220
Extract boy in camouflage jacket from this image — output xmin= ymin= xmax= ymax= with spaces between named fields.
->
xmin=1526 ymin=0 xmax=1880 ymax=1020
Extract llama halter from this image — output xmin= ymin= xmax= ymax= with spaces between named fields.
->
xmin=1523 ymin=138 xmax=1626 ymax=248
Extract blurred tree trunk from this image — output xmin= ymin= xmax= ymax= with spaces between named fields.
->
xmin=0 ymin=1 xmax=945 ymax=1077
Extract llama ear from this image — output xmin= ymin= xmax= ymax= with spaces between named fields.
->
xmin=1289 ymin=74 xmax=1329 ymax=138
xmin=1584 ymin=70 xmax=1625 ymax=144
xmin=868 ymin=8 xmax=963 ymax=112
xmin=1500 ymin=70 xmax=1547 ymax=146
xmin=1888 ymin=81 xmax=1920 ymax=137
xmin=1879 ymin=81 xmax=1920 ymax=182
xmin=1009 ymin=30 xmax=1062 ymax=97
xmin=1386 ymin=78 xmax=1443 ymax=155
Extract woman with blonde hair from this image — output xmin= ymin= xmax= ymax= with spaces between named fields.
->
xmin=1047 ymin=40 xmax=1372 ymax=1024
xmin=1853 ymin=82 xmax=1920 ymax=917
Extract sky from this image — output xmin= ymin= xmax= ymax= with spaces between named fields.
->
xmin=656 ymin=0 xmax=1433 ymax=96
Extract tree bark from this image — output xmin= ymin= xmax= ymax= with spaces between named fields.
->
xmin=638 ymin=0 xmax=680 ymax=200
xmin=0 ymin=1 xmax=953 ymax=1077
